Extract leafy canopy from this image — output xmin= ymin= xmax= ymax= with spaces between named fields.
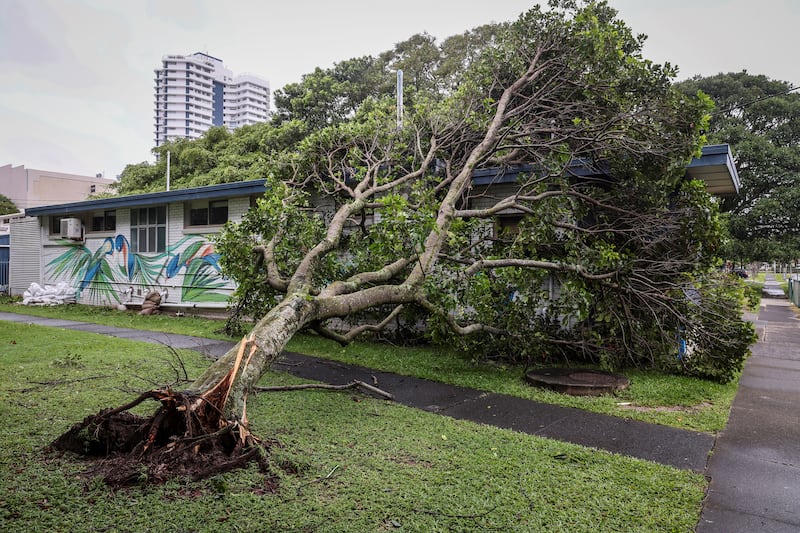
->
xmin=0 ymin=194 xmax=18 ymax=215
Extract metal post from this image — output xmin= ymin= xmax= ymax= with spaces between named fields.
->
xmin=396 ymin=70 xmax=403 ymax=131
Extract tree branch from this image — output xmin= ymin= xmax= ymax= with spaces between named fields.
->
xmin=316 ymin=283 xmax=417 ymax=321
xmin=290 ymin=197 xmax=368 ymax=289
xmin=253 ymin=241 xmax=290 ymax=292
xmin=321 ymin=258 xmax=411 ymax=298
xmin=417 ymin=297 xmax=506 ymax=336
xmin=367 ymin=138 xmax=438 ymax=196
xmin=312 ymin=305 xmax=406 ymax=345
xmin=255 ymin=380 xmax=394 ymax=401
xmin=464 ymin=258 xmax=617 ymax=281
xmin=455 ymin=189 xmax=564 ymax=218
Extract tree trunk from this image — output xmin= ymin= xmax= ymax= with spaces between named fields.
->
xmin=191 ymin=291 xmax=317 ymax=417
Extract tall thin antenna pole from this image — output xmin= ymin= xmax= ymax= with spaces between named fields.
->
xmin=166 ymin=150 xmax=171 ymax=192
xmin=396 ymin=69 xmax=403 ymax=131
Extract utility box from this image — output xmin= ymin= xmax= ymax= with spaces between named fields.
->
xmin=59 ymin=218 xmax=83 ymax=240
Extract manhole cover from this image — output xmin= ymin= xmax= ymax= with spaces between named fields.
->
xmin=525 ymin=368 xmax=630 ymax=396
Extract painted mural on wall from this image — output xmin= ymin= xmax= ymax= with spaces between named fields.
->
xmin=46 ymin=235 xmax=230 ymax=304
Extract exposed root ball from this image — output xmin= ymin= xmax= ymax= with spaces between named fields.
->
xmin=50 ymin=390 xmax=274 ymax=487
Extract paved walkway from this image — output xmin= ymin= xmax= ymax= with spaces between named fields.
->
xmin=697 ymin=293 xmax=800 ymax=531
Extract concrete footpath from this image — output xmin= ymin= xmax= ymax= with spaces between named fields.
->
xmin=697 ymin=295 xmax=800 ymax=532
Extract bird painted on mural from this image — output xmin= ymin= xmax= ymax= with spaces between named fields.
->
xmin=114 ymin=235 xmax=135 ymax=280
xmin=165 ymin=243 xmax=221 ymax=278
xmin=200 ymin=250 xmax=222 ymax=272
xmin=79 ymin=237 xmax=115 ymax=290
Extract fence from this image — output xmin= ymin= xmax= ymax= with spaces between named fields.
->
xmin=0 ymin=242 xmax=8 ymax=294
xmin=788 ymin=278 xmax=800 ymax=307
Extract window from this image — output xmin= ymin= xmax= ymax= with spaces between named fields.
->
xmin=48 ymin=211 xmax=116 ymax=236
xmin=90 ymin=210 xmax=116 ymax=232
xmin=131 ymin=206 xmax=166 ymax=253
xmin=49 ymin=216 xmax=64 ymax=235
xmin=187 ymin=200 xmax=228 ymax=226
xmin=495 ymin=215 xmax=523 ymax=238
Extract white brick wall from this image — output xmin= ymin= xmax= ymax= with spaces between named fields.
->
xmin=36 ymin=197 xmax=257 ymax=309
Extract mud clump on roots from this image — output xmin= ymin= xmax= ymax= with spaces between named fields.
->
xmin=50 ymin=390 xmax=275 ymax=488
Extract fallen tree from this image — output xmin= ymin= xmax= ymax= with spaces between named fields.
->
xmin=53 ymin=0 xmax=754 ymax=484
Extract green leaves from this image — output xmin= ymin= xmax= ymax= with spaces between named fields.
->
xmin=0 ymin=193 xmax=18 ymax=215
xmin=199 ymin=1 xmax=744 ymax=382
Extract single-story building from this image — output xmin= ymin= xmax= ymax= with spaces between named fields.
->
xmin=9 ymin=144 xmax=739 ymax=310
xmin=11 ymin=180 xmax=267 ymax=308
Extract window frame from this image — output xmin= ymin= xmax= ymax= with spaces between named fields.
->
xmin=185 ymin=199 xmax=228 ymax=229
xmin=89 ymin=210 xmax=116 ymax=233
xmin=49 ymin=215 xmax=64 ymax=236
xmin=131 ymin=206 xmax=167 ymax=253
xmin=494 ymin=214 xmax=524 ymax=239
xmin=48 ymin=210 xmax=117 ymax=237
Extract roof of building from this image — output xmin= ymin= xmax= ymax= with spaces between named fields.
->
xmin=686 ymin=144 xmax=741 ymax=196
xmin=472 ymin=144 xmax=740 ymax=196
xmin=24 ymin=144 xmax=741 ymax=217
xmin=471 ymin=158 xmax=612 ymax=186
xmin=25 ymin=179 xmax=267 ymax=217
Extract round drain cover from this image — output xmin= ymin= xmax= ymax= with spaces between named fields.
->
xmin=525 ymin=368 xmax=630 ymax=396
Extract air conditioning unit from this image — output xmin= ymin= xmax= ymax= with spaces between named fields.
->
xmin=60 ymin=218 xmax=83 ymax=240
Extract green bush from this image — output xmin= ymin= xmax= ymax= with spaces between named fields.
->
xmin=677 ymin=273 xmax=757 ymax=382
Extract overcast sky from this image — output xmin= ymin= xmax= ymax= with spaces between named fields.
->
xmin=1 ymin=0 xmax=798 ymax=180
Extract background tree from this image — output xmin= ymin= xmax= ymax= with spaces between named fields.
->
xmin=678 ymin=72 xmax=800 ymax=265
xmin=115 ymin=121 xmax=311 ymax=194
xmin=0 ymin=194 xmax=18 ymax=215
xmin=58 ymin=1 xmax=754 ymax=483
xmin=272 ymin=24 xmax=504 ymax=129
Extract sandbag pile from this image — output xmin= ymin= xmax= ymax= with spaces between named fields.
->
xmin=139 ymin=291 xmax=162 ymax=315
xmin=22 ymin=282 xmax=77 ymax=306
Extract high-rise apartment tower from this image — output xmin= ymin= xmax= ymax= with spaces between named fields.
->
xmin=153 ymin=52 xmax=270 ymax=147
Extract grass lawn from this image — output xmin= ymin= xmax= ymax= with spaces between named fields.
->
xmin=0 ymin=322 xmax=706 ymax=532
xmin=0 ymin=301 xmax=740 ymax=433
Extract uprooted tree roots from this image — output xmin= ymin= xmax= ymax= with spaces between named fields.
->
xmin=50 ymin=389 xmax=274 ymax=487
xmin=49 ymin=334 xmax=395 ymax=487
xmin=50 ymin=335 xmax=274 ymax=487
